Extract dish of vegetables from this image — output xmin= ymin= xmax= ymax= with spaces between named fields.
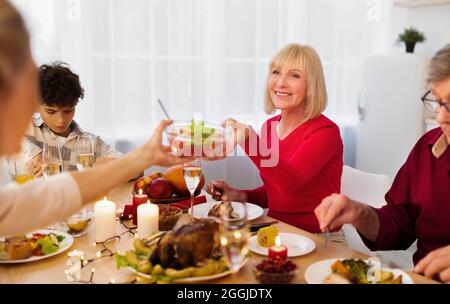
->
xmin=0 ymin=229 xmax=73 ymax=264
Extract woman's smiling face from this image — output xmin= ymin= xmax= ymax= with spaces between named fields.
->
xmin=268 ymin=65 xmax=308 ymax=112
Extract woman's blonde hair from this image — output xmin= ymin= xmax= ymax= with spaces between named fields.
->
xmin=264 ymin=43 xmax=327 ymax=120
xmin=0 ymin=0 xmax=29 ymax=93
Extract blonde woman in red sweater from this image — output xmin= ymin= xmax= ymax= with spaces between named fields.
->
xmin=207 ymin=43 xmax=343 ymax=234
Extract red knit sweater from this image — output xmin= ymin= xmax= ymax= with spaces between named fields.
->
xmin=241 ymin=114 xmax=343 ymax=233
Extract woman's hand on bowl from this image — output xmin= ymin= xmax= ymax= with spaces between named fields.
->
xmin=223 ymin=118 xmax=250 ymax=148
xmin=143 ymin=120 xmax=194 ymax=167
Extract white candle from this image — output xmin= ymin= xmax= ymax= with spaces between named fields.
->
xmin=193 ymin=112 xmax=203 ymax=123
xmin=137 ymin=200 xmax=159 ymax=239
xmin=94 ymin=197 xmax=116 ymax=242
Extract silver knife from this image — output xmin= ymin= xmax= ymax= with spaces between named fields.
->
xmin=249 ymin=221 xmax=279 ymax=232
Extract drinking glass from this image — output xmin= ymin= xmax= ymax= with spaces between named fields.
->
xmin=8 ymin=158 xmax=34 ymax=184
xmin=42 ymin=137 xmax=62 ymax=178
xmin=183 ymin=159 xmax=202 ymax=220
xmin=219 ymin=201 xmax=250 ymax=273
xmin=76 ymin=134 xmax=95 ymax=171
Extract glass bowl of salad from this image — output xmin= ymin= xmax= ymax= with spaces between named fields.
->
xmin=165 ymin=119 xmax=231 ymax=158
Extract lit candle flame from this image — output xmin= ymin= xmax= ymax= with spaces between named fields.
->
xmin=275 ymin=236 xmax=281 ymax=247
xmin=103 ymin=196 xmax=107 ymax=201
xmin=220 ymin=236 xmax=228 ymax=246
xmin=234 ymin=230 xmax=242 ymax=240
xmin=138 ymin=189 xmax=143 ymax=195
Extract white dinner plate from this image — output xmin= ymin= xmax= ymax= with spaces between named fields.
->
xmin=130 ymin=257 xmax=248 ymax=283
xmin=0 ymin=229 xmax=74 ymax=264
xmin=188 ymin=201 xmax=264 ymax=221
xmin=304 ymin=258 xmax=414 ymax=284
xmin=248 ymin=232 xmax=316 ymax=257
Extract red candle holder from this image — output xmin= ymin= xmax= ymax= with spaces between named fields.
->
xmin=268 ymin=244 xmax=288 ymax=260
xmin=268 ymin=236 xmax=288 ymax=260
xmin=132 ymin=189 xmax=148 ymax=225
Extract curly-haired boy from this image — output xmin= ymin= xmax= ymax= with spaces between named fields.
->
xmin=23 ymin=62 xmax=121 ymax=176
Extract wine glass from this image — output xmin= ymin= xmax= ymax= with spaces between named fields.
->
xmin=183 ymin=159 xmax=202 ymax=220
xmin=76 ymin=134 xmax=95 ymax=171
xmin=42 ymin=136 xmax=62 ymax=178
xmin=219 ymin=201 xmax=250 ymax=273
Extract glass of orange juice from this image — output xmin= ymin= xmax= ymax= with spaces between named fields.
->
xmin=8 ymin=158 xmax=35 ymax=184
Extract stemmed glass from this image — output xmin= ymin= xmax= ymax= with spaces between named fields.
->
xmin=42 ymin=136 xmax=62 ymax=178
xmin=76 ymin=134 xmax=95 ymax=171
xmin=219 ymin=201 xmax=250 ymax=273
xmin=183 ymin=159 xmax=202 ymax=220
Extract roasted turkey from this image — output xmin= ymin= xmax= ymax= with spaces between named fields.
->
xmin=150 ymin=219 xmax=220 ymax=269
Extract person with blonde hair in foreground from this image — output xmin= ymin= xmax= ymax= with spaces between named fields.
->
xmin=207 ymin=43 xmax=343 ymax=234
xmin=0 ymin=0 xmax=190 ymax=236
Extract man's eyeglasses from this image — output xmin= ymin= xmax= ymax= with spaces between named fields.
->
xmin=421 ymin=90 xmax=450 ymax=113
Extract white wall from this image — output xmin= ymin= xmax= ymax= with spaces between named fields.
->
xmin=352 ymin=2 xmax=449 ymax=178
xmin=391 ymin=2 xmax=450 ymax=147
xmin=390 ymin=3 xmax=450 ymax=57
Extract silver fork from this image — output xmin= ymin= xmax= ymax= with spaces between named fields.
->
xmin=157 ymin=99 xmax=172 ymax=120
xmin=324 ymin=230 xmax=329 ymax=250
xmin=143 ymin=231 xmax=167 ymax=247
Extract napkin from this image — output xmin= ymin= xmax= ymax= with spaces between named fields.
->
xmin=120 ymin=204 xmax=134 ymax=220
xmin=169 ymin=195 xmax=207 ymax=209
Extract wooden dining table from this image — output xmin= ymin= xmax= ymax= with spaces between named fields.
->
xmin=0 ymin=182 xmax=437 ymax=284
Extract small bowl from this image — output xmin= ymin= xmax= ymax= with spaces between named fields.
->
xmin=65 ymin=208 xmax=94 ymax=235
xmin=252 ymin=260 xmax=297 ymax=284
xmin=157 ymin=205 xmax=182 ymax=231
xmin=164 ymin=120 xmax=231 ymax=157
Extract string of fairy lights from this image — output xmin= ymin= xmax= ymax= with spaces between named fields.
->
xmin=65 ymin=213 xmax=141 ymax=284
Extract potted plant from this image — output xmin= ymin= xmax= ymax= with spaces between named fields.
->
xmin=397 ymin=27 xmax=426 ymax=53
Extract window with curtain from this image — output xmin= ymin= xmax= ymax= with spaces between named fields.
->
xmin=12 ymin=0 xmax=392 ymax=149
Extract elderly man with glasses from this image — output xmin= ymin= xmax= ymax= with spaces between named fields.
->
xmin=314 ymin=44 xmax=450 ymax=283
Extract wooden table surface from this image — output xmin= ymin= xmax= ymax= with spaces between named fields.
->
xmin=0 ymin=182 xmax=437 ymax=284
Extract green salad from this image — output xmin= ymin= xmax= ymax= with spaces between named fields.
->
xmin=30 ymin=232 xmax=65 ymax=256
xmin=179 ymin=120 xmax=217 ymax=146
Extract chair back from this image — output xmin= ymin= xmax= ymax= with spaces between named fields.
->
xmin=341 ymin=165 xmax=391 ymax=256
